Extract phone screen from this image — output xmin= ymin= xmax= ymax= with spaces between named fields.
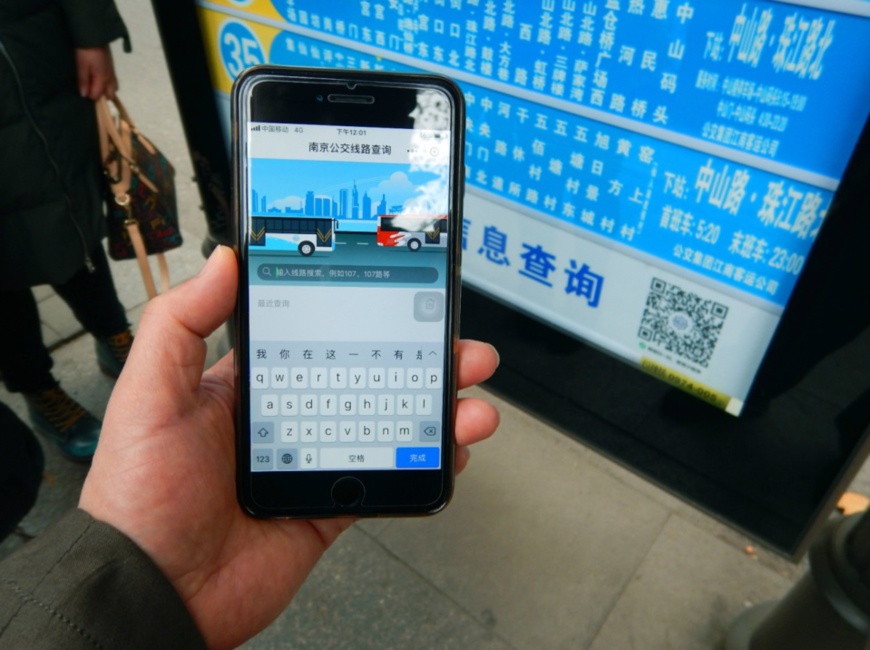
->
xmin=234 ymin=69 xmax=464 ymax=516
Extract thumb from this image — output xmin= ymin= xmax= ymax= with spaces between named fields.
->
xmin=77 ymin=62 xmax=91 ymax=98
xmin=143 ymin=245 xmax=238 ymax=339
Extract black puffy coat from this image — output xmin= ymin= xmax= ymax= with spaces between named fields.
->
xmin=0 ymin=0 xmax=129 ymax=290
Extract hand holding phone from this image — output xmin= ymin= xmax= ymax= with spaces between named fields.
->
xmin=79 ymin=245 xmax=499 ymax=649
xmin=233 ymin=66 xmax=466 ymax=517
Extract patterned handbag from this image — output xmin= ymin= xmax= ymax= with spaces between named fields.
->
xmin=96 ymin=95 xmax=183 ymax=298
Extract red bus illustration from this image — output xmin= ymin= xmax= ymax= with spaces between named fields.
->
xmin=376 ymin=214 xmax=448 ymax=251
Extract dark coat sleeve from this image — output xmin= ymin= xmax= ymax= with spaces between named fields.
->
xmin=56 ymin=0 xmax=131 ymax=52
xmin=0 ymin=509 xmax=206 ymax=649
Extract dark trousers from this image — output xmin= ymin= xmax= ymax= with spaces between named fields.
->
xmin=0 ymin=402 xmax=43 ymax=540
xmin=0 ymin=245 xmax=128 ymax=393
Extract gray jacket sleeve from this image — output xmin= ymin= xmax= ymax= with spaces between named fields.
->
xmin=0 ymin=509 xmax=206 ymax=649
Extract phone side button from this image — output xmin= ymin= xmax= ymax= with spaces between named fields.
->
xmin=331 ymin=477 xmax=365 ymax=508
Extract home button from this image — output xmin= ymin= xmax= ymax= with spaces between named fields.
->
xmin=331 ymin=477 xmax=365 ymax=508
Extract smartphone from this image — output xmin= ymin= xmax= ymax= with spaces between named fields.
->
xmin=232 ymin=66 xmax=465 ymax=517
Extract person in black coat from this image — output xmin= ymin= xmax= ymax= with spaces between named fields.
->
xmin=0 ymin=0 xmax=133 ymax=462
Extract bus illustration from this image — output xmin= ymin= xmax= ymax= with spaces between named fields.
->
xmin=250 ymin=216 xmax=336 ymax=255
xmin=376 ymin=214 xmax=448 ymax=251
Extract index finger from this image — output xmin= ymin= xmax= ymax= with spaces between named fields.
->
xmin=457 ymin=340 xmax=499 ymax=389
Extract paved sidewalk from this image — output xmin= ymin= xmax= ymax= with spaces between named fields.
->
xmin=2 ymin=2 xmax=868 ymax=648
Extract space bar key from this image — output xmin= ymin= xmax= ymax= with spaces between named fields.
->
xmin=319 ymin=447 xmax=394 ymax=469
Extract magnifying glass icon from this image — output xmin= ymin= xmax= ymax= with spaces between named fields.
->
xmin=261 ymin=265 xmax=272 ymax=276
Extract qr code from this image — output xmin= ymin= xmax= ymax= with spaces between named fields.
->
xmin=637 ymin=278 xmax=729 ymax=368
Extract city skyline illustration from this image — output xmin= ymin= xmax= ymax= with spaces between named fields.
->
xmin=251 ymin=159 xmax=443 ymax=220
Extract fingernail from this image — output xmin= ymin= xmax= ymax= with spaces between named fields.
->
xmin=198 ymin=245 xmax=224 ymax=275
xmin=489 ymin=343 xmax=501 ymax=367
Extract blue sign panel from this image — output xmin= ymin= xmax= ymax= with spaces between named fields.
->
xmin=200 ymin=0 xmax=869 ymax=410
xmin=266 ymin=26 xmax=835 ymax=306
xmin=267 ymin=0 xmax=870 ymax=180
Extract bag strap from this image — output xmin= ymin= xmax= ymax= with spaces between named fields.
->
xmin=97 ymin=100 xmax=171 ymax=299
xmin=116 ymin=194 xmax=170 ymax=299
xmin=126 ymin=222 xmax=170 ymax=299
xmin=96 ymin=97 xmax=112 ymax=169
xmin=109 ymin=95 xmax=159 ymax=157
xmin=96 ymin=97 xmax=158 ymax=195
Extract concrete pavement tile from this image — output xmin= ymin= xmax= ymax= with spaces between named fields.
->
xmin=848 ymin=458 xmax=870 ymax=498
xmin=40 ymin=323 xmax=63 ymax=350
xmin=0 ymin=532 xmax=26 ymax=560
xmin=372 ymin=387 xmax=672 ymax=650
xmin=587 ymin=514 xmax=793 ymax=650
xmin=32 ymin=285 xmax=54 ymax=302
xmin=44 ymin=333 xmax=116 ymax=431
xmin=242 ymin=525 xmax=512 ymax=650
xmin=34 ymin=293 xmax=82 ymax=343
xmin=355 ymin=517 xmax=396 ymax=538
xmin=562 ymin=424 xmax=808 ymax=582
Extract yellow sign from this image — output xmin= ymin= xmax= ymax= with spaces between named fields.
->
xmin=640 ymin=358 xmax=732 ymax=411
xmin=200 ymin=0 xmax=282 ymax=21
xmin=197 ymin=7 xmax=282 ymax=94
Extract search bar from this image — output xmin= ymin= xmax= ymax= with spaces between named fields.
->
xmin=257 ymin=264 xmax=439 ymax=283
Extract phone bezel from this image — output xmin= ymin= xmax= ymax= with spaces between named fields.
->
xmin=232 ymin=66 xmax=466 ymax=518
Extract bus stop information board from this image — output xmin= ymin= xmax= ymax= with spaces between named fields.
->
xmin=195 ymin=0 xmax=869 ymax=417
xmin=157 ymin=0 xmax=870 ymax=556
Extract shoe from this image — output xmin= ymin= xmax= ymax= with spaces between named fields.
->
xmin=23 ymin=387 xmax=101 ymax=463
xmin=96 ymin=329 xmax=133 ymax=379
